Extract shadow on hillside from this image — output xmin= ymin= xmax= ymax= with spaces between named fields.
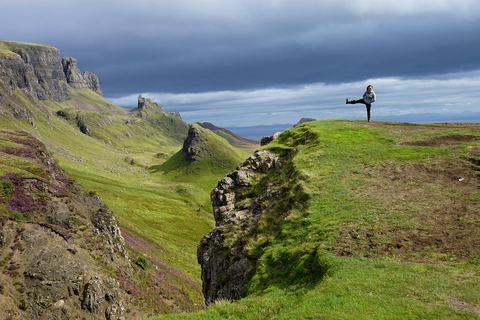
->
xmin=149 ymin=150 xmax=188 ymax=175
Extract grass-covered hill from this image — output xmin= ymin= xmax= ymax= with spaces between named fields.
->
xmin=0 ymin=85 xmax=250 ymax=316
xmin=154 ymin=123 xmax=250 ymax=184
xmin=155 ymin=119 xmax=480 ymax=320
xmin=197 ymin=122 xmax=259 ymax=153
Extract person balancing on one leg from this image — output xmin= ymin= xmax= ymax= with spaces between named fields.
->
xmin=346 ymin=85 xmax=376 ymax=122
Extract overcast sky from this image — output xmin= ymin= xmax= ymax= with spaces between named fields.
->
xmin=2 ymin=0 xmax=480 ymax=135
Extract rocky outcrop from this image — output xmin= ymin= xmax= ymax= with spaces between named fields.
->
xmin=0 ymin=40 xmax=103 ymax=103
xmin=133 ymin=95 xmax=182 ymax=119
xmin=62 ymin=58 xmax=103 ymax=96
xmin=0 ymin=130 xmax=134 ymax=319
xmin=182 ymin=126 xmax=208 ymax=163
xmin=171 ymin=111 xmax=182 ymax=119
xmin=84 ymin=71 xmax=103 ymax=96
xmin=62 ymin=57 xmax=86 ymax=90
xmin=197 ymin=150 xmax=283 ymax=304
xmin=260 ymin=132 xmax=281 ymax=146
xmin=136 ymin=95 xmax=158 ymax=110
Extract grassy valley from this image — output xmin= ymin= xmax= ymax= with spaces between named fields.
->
xmin=0 ymin=87 xmax=252 ymax=315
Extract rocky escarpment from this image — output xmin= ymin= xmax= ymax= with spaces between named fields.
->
xmin=197 ymin=150 xmax=285 ymax=304
xmin=0 ymin=130 xmax=136 ymax=319
xmin=0 ymin=40 xmax=103 ymax=104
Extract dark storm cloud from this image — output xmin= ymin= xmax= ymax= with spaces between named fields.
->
xmin=2 ymin=0 xmax=480 ymax=96
xmin=88 ymin=13 xmax=480 ymax=96
xmin=2 ymin=1 xmax=480 ymax=128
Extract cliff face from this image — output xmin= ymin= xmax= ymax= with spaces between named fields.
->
xmin=0 ymin=40 xmax=103 ymax=103
xmin=0 ymin=130 xmax=136 ymax=319
xmin=197 ymin=150 xmax=284 ymax=304
xmin=83 ymin=71 xmax=103 ymax=96
xmin=0 ymin=41 xmax=70 ymax=101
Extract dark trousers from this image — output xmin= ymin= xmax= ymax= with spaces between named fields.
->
xmin=352 ymin=99 xmax=371 ymax=120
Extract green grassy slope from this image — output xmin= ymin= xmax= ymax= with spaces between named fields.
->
xmin=197 ymin=122 xmax=259 ymax=153
xmin=155 ymin=123 xmax=250 ymax=186
xmin=0 ymin=39 xmax=56 ymax=55
xmin=154 ymin=120 xmax=480 ymax=319
xmin=0 ymin=89 xmax=252 ymax=314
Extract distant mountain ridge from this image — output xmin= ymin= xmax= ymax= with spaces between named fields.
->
xmin=197 ymin=122 xmax=259 ymax=153
xmin=197 ymin=122 xmax=257 ymax=144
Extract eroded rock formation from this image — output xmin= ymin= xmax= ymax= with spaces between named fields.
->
xmin=182 ymin=126 xmax=208 ymax=163
xmin=197 ymin=150 xmax=282 ymax=304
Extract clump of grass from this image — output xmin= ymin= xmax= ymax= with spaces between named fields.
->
xmin=0 ymin=180 xmax=14 ymax=199
xmin=136 ymin=254 xmax=149 ymax=270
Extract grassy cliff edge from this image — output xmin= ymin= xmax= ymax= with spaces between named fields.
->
xmin=156 ymin=119 xmax=480 ymax=319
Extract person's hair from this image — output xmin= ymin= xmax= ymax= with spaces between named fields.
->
xmin=367 ymin=85 xmax=373 ymax=90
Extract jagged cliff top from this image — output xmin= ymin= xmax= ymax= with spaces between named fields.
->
xmin=0 ymin=39 xmax=103 ymax=101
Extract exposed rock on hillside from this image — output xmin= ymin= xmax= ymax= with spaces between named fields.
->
xmin=183 ymin=126 xmax=208 ymax=163
xmin=197 ymin=150 xmax=284 ymax=304
xmin=0 ymin=40 xmax=103 ymax=104
xmin=84 ymin=71 xmax=103 ymax=96
xmin=62 ymin=57 xmax=86 ymax=90
xmin=0 ymin=130 xmax=136 ymax=319
xmin=260 ymin=132 xmax=281 ymax=146
xmin=61 ymin=57 xmax=103 ymax=96
xmin=133 ymin=95 xmax=181 ymax=118
xmin=0 ymin=41 xmax=70 ymax=101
